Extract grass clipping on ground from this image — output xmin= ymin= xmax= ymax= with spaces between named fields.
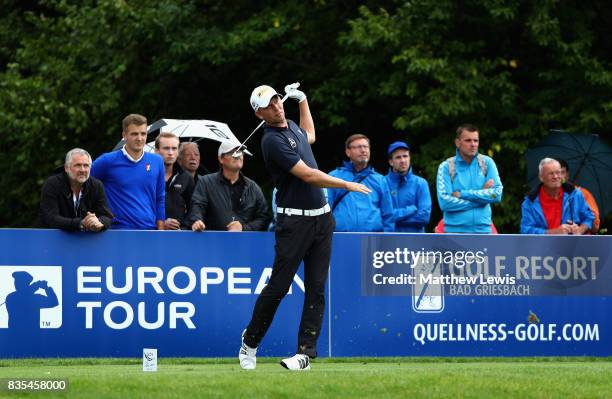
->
xmin=0 ymin=358 xmax=611 ymax=399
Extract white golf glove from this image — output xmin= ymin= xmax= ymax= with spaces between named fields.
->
xmin=285 ymin=82 xmax=306 ymax=103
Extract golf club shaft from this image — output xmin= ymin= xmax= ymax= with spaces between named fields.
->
xmin=233 ymin=92 xmax=291 ymax=157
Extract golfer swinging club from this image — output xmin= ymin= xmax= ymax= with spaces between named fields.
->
xmin=239 ymin=83 xmax=370 ymax=370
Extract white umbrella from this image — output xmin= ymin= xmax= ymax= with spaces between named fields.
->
xmin=115 ymin=119 xmax=251 ymax=155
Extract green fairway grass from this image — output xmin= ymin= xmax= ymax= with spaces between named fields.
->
xmin=0 ymin=358 xmax=611 ymax=398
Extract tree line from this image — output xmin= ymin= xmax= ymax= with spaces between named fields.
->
xmin=1 ymin=0 xmax=610 ymax=231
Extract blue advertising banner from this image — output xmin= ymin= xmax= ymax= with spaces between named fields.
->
xmin=0 ymin=229 xmax=311 ymax=358
xmin=0 ymin=229 xmax=610 ymax=358
xmin=331 ymin=233 xmax=611 ymax=356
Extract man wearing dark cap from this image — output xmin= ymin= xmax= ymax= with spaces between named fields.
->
xmin=238 ymin=83 xmax=370 ymax=371
xmin=385 ymin=141 xmax=432 ymax=232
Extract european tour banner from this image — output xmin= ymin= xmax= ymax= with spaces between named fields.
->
xmin=1 ymin=230 xmax=610 ymax=357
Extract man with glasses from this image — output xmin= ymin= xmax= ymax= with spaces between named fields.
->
xmin=327 ymin=134 xmax=394 ymax=232
xmin=520 ymin=157 xmax=593 ymax=234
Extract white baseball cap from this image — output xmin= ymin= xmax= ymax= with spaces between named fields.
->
xmin=218 ymin=141 xmax=241 ymax=157
xmin=250 ymin=85 xmax=281 ymax=112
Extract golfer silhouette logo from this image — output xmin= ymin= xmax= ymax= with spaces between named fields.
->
xmin=2 ymin=271 xmax=59 ymax=329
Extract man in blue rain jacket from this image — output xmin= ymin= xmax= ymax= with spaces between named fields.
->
xmin=520 ymin=158 xmax=593 ymax=234
xmin=385 ymin=141 xmax=431 ymax=232
xmin=328 ymin=134 xmax=394 ymax=232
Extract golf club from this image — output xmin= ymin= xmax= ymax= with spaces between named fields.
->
xmin=232 ymin=83 xmax=299 ymax=158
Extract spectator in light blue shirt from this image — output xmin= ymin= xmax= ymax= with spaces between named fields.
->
xmin=436 ymin=124 xmax=503 ymax=233
xmin=385 ymin=141 xmax=431 ymax=232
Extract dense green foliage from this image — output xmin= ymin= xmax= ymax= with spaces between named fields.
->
xmin=0 ymin=358 xmax=611 ymax=398
xmin=1 ymin=0 xmax=610 ymax=231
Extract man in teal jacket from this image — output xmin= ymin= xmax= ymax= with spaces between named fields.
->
xmin=436 ymin=124 xmax=503 ymax=233
xmin=328 ymin=134 xmax=394 ymax=232
xmin=520 ymin=158 xmax=593 ymax=234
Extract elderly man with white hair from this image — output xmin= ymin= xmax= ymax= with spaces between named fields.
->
xmin=520 ymin=157 xmax=594 ymax=234
xmin=39 ymin=148 xmax=113 ymax=231
xmin=178 ymin=142 xmax=209 ymax=183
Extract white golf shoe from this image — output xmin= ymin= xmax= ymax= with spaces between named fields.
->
xmin=239 ymin=330 xmax=257 ymax=370
xmin=280 ymin=354 xmax=311 ymax=371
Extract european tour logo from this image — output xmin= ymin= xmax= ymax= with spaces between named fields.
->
xmin=0 ymin=266 xmax=62 ymax=329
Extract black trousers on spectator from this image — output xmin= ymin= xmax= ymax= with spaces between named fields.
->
xmin=244 ymin=211 xmax=335 ymax=358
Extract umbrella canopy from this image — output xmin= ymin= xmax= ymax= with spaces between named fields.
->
xmin=113 ymin=119 xmax=251 ymax=155
xmin=526 ymin=130 xmax=612 ymax=215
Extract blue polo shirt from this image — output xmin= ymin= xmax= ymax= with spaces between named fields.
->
xmin=91 ymin=149 xmax=165 ymax=229
xmin=261 ymin=119 xmax=326 ymax=210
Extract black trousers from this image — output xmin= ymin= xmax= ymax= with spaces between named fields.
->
xmin=244 ymin=211 xmax=335 ymax=358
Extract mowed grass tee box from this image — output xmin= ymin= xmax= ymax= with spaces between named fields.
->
xmin=1 ymin=358 xmax=611 ymax=399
